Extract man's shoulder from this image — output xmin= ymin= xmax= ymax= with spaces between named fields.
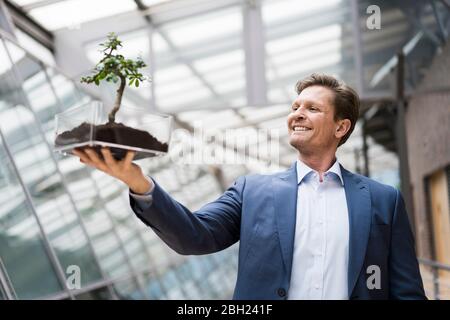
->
xmin=230 ymin=168 xmax=289 ymax=190
xmin=346 ymin=169 xmax=398 ymax=198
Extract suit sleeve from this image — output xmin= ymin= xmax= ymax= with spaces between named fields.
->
xmin=129 ymin=176 xmax=245 ymax=255
xmin=389 ymin=188 xmax=427 ymax=299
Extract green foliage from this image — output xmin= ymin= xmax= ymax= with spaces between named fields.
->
xmin=80 ymin=32 xmax=149 ymax=88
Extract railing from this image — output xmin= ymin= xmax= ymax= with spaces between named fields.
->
xmin=419 ymin=258 xmax=450 ymax=300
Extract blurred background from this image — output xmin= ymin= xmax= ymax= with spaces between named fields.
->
xmin=0 ymin=0 xmax=449 ymax=300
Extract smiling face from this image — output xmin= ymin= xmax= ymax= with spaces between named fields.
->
xmin=287 ymin=85 xmax=350 ymax=155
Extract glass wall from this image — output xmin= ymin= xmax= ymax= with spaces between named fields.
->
xmin=0 ymin=39 xmax=104 ymax=290
xmin=0 ymin=33 xmax=239 ymax=300
xmin=0 ymin=124 xmax=62 ymax=299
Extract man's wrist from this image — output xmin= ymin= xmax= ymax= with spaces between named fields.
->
xmin=128 ymin=176 xmax=154 ymax=195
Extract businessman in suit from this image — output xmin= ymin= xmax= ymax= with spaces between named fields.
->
xmin=73 ymin=73 xmax=426 ymax=300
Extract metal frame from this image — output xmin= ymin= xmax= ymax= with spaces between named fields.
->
xmin=350 ymin=0 xmax=364 ymax=96
xmin=0 ymin=0 xmax=15 ymax=37
xmin=42 ymin=265 xmax=158 ymax=300
xmin=242 ymin=0 xmax=267 ymax=106
xmin=395 ymin=51 xmax=415 ymax=235
xmin=430 ymin=0 xmax=449 ymax=42
xmin=3 ymin=0 xmax=54 ymax=51
xmin=418 ymin=258 xmax=450 ymax=300
xmin=394 ymin=0 xmax=444 ymax=47
xmin=361 ymin=119 xmax=370 ymax=177
xmin=0 ymin=256 xmax=16 ymax=299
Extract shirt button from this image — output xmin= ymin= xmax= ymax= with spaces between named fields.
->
xmin=315 ymin=284 xmax=320 ymax=289
xmin=277 ymin=288 xmax=286 ymax=297
xmin=318 ymin=220 xmax=323 ymax=224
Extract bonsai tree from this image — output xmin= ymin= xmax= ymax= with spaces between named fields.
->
xmin=81 ymin=32 xmax=149 ymax=123
xmin=55 ymin=33 xmax=169 ymax=161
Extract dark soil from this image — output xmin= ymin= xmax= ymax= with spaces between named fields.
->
xmin=55 ymin=122 xmax=168 ymax=160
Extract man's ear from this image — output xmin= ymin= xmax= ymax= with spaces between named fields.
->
xmin=335 ymin=119 xmax=351 ymax=139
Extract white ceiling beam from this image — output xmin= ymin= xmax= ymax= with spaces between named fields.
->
xmin=242 ymin=0 xmax=267 ymax=106
xmin=22 ymin=0 xmax=70 ymax=11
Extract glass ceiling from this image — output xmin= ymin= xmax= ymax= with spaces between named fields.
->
xmin=10 ymin=0 xmax=140 ymax=30
xmin=7 ymin=0 xmax=445 ymax=187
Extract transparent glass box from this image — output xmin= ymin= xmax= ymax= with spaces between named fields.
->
xmin=54 ymin=101 xmax=172 ymax=161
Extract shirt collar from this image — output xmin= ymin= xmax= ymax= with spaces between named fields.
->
xmin=296 ymin=158 xmax=344 ymax=186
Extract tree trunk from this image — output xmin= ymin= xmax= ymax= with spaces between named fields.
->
xmin=108 ymin=75 xmax=126 ymax=123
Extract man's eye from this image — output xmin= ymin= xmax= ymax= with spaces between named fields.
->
xmin=309 ymin=106 xmax=318 ymax=111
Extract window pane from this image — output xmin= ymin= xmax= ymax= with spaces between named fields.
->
xmin=0 ymin=39 xmax=103 ymax=289
xmin=0 ymin=127 xmax=62 ymax=299
xmin=15 ymin=29 xmax=55 ymax=67
xmin=45 ymin=68 xmax=90 ymax=113
xmin=262 ymin=0 xmax=355 ymax=103
xmin=154 ymin=7 xmax=246 ymax=112
xmin=4 ymin=39 xmax=133 ymax=280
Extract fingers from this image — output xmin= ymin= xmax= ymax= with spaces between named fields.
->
xmin=73 ymin=148 xmax=92 ymax=165
xmin=101 ymin=148 xmax=117 ymax=169
xmin=123 ymin=150 xmax=136 ymax=169
xmin=73 ymin=147 xmax=136 ymax=174
xmin=83 ymin=148 xmax=109 ymax=172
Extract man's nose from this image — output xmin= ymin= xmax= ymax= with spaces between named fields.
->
xmin=293 ymin=107 xmax=306 ymax=120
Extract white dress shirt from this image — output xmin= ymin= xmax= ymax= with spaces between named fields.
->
xmin=287 ymin=159 xmax=349 ymax=300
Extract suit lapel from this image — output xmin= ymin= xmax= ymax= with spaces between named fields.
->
xmin=341 ymin=166 xmax=372 ymax=297
xmin=272 ymin=163 xmax=298 ymax=280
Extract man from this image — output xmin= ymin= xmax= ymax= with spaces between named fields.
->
xmin=73 ymin=73 xmax=426 ymax=300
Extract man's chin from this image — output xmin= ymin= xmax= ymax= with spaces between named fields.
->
xmin=289 ymin=138 xmax=308 ymax=151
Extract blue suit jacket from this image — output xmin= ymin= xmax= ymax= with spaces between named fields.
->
xmin=130 ymin=163 xmax=426 ymax=300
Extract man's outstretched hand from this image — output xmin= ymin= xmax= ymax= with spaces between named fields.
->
xmin=72 ymin=147 xmax=153 ymax=194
